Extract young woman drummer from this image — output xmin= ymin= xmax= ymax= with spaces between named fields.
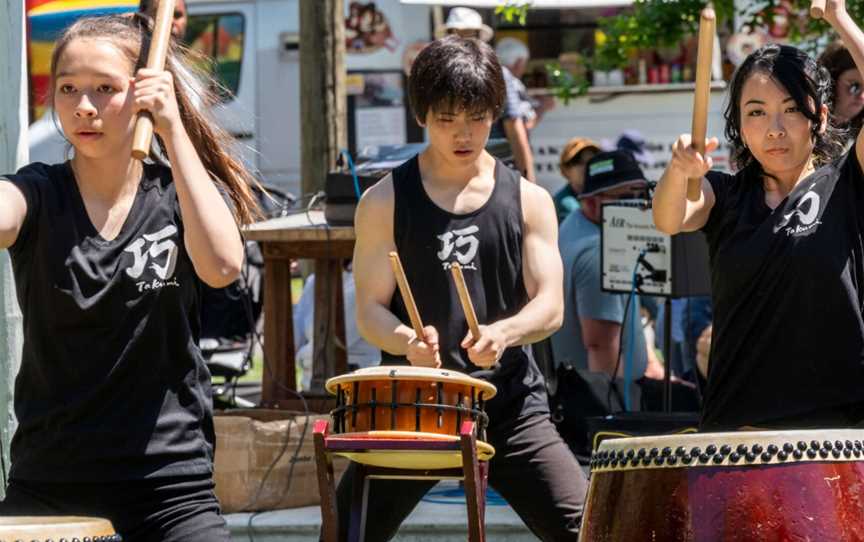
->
xmin=0 ymin=14 xmax=259 ymax=541
xmin=653 ymin=0 xmax=864 ymax=431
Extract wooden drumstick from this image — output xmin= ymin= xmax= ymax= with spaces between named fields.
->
xmin=688 ymin=6 xmax=715 ymax=202
xmin=131 ymin=0 xmax=176 ymax=160
xmin=450 ymin=263 xmax=481 ymax=341
xmin=388 ymin=251 xmax=426 ymax=342
xmin=810 ymin=0 xmax=826 ymax=19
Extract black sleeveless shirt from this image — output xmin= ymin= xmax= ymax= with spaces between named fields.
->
xmin=382 ymin=155 xmax=549 ymax=423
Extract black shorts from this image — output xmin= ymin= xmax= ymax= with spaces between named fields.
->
xmin=0 ymin=473 xmax=229 ymax=542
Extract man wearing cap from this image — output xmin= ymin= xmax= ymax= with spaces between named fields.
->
xmin=551 ymin=150 xmax=661 ymax=379
xmin=553 ymin=137 xmax=601 ymax=223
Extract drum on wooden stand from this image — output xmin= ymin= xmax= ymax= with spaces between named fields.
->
xmin=580 ymin=429 xmax=864 ymax=541
xmin=0 ymin=516 xmax=120 ymax=541
xmin=325 ymin=366 xmax=497 ymax=469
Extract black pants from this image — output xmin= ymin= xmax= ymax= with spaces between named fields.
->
xmin=0 ymin=473 xmax=230 ymax=542
xmin=333 ymin=412 xmax=588 ymax=541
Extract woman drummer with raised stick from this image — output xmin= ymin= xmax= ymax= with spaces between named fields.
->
xmin=654 ymin=0 xmax=864 ymax=431
xmin=0 ymin=2 xmax=260 ymax=538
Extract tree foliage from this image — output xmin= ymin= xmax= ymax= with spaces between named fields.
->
xmin=596 ymin=0 xmax=864 ymax=70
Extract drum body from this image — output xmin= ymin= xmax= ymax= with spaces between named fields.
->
xmin=581 ymin=430 xmax=864 ymax=542
xmin=0 ymin=516 xmax=120 ymax=541
xmin=326 ymin=366 xmax=496 ymax=437
xmin=325 ymin=366 xmax=498 ymax=469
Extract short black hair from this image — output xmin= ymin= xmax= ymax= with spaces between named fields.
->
xmin=408 ymin=35 xmax=505 ymax=123
xmin=725 ymin=44 xmax=844 ymax=171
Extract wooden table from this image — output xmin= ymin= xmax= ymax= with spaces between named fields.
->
xmin=245 ymin=211 xmax=354 ymax=410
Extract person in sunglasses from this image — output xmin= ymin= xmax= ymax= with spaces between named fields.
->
xmin=821 ymin=40 xmax=864 ymax=141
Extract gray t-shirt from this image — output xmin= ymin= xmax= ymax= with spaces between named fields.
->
xmin=551 ymin=210 xmax=648 ymax=379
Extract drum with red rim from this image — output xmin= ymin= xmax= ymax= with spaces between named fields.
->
xmin=325 ymin=366 xmax=497 ymax=469
xmin=580 ymin=429 xmax=864 ymax=541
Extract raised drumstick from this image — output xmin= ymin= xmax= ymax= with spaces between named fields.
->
xmin=131 ymin=0 xmax=176 ymax=160
xmin=450 ymin=263 xmax=481 ymax=341
xmin=688 ymin=6 xmax=715 ymax=202
xmin=810 ymin=0 xmax=825 ymax=19
xmin=388 ymin=251 xmax=426 ymax=342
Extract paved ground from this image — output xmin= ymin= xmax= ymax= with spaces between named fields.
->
xmin=225 ymin=480 xmax=539 ymax=542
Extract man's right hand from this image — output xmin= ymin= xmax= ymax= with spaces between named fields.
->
xmin=406 ymin=325 xmax=441 ymax=368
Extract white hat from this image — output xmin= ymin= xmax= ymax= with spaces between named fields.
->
xmin=441 ymin=7 xmax=493 ymax=42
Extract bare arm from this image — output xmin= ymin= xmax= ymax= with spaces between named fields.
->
xmin=164 ymin=127 xmax=245 ymax=288
xmin=503 ymin=180 xmax=563 ymax=343
xmin=503 ymin=118 xmax=536 ymax=182
xmin=822 ymin=1 xmax=864 ymax=165
xmin=133 ymin=68 xmax=243 ymax=288
xmin=580 ymin=317 xmax=622 ymax=376
xmin=652 ymin=134 xmax=719 ymax=234
xmin=0 ymin=181 xmax=28 ymax=250
xmin=464 ymin=180 xmax=563 ymax=367
xmin=352 ymin=176 xmax=440 ymax=366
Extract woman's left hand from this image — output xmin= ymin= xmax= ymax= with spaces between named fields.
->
xmin=132 ymin=69 xmax=182 ymax=137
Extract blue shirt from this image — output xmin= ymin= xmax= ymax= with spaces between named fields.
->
xmin=551 ymin=210 xmax=648 ymax=379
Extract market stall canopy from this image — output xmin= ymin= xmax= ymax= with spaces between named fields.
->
xmin=400 ymin=0 xmax=633 ymax=7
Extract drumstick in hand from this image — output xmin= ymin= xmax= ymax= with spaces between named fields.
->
xmin=450 ymin=263 xmax=481 ymax=341
xmin=388 ymin=252 xmax=426 ymax=342
xmin=810 ymin=0 xmax=825 ymax=18
xmin=131 ymin=0 xmax=176 ymax=160
xmin=688 ymin=6 xmax=715 ymax=202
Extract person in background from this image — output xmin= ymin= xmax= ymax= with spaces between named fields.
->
xmin=139 ymin=0 xmax=188 ymax=40
xmin=553 ymin=137 xmax=600 ymax=222
xmin=491 ymin=37 xmax=540 ymax=182
xmin=440 ymin=6 xmax=493 ymax=41
xmin=551 ymin=150 xmax=664 ymax=381
xmin=820 ymin=40 xmax=864 ymax=141
xmin=293 ymin=265 xmax=379 ymax=390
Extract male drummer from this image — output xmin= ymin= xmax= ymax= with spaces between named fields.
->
xmin=340 ymin=35 xmax=587 ymax=541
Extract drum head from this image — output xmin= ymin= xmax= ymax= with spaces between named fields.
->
xmin=326 ymin=366 xmax=497 ymax=399
xmin=333 ymin=432 xmax=496 ymax=469
xmin=591 ymin=428 xmax=864 ymax=472
xmin=0 ymin=516 xmax=117 ymax=539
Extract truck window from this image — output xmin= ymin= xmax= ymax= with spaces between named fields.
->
xmin=186 ymin=12 xmax=245 ymax=102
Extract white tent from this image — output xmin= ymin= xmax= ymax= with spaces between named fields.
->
xmin=0 ymin=0 xmax=28 ymax=496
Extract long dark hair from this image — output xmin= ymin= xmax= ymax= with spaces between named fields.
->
xmin=49 ymin=14 xmax=261 ymax=225
xmin=724 ymin=44 xmax=845 ymax=173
